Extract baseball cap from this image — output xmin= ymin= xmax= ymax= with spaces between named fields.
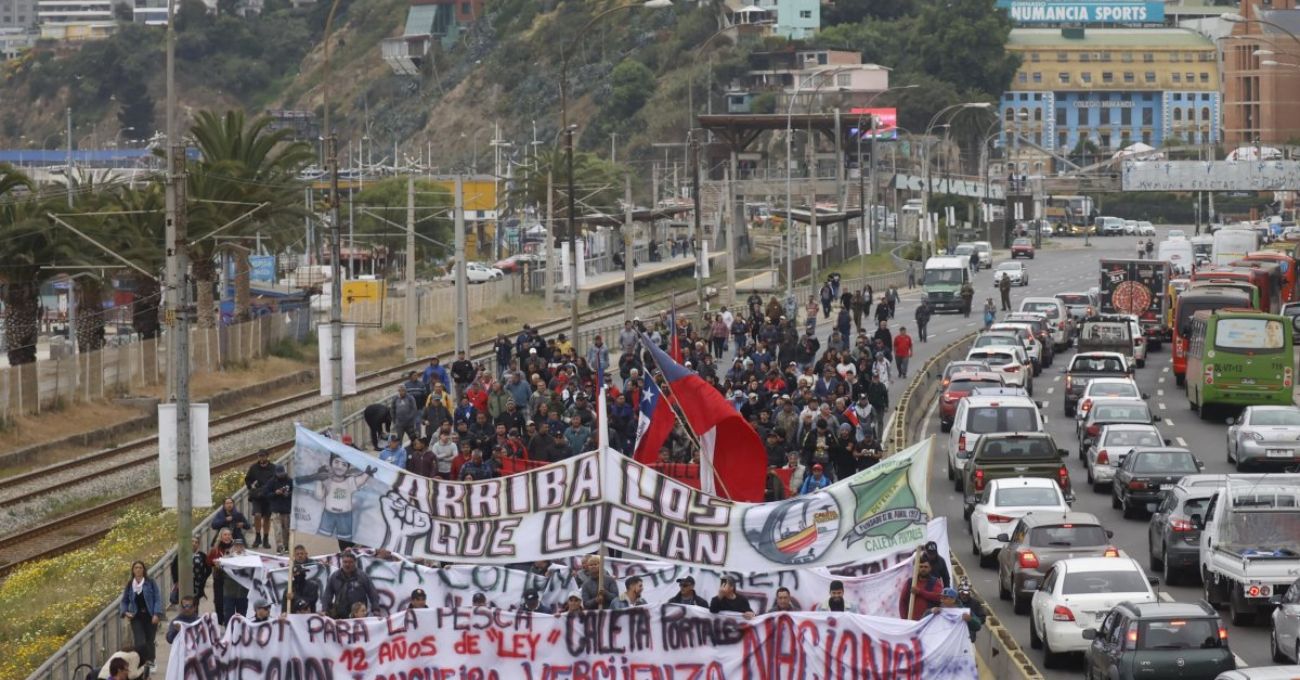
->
xmin=568 ymin=591 xmax=582 ymax=600
xmin=411 ymin=589 xmax=427 ymax=599
xmin=677 ymin=576 xmax=696 ymax=586
xmin=941 ymin=588 xmax=959 ymax=599
xmin=257 ymin=449 xmax=269 ymax=458
xmin=719 ymin=575 xmax=738 ymax=585
xmin=387 ymin=433 xmax=400 ymax=441
xmin=925 ymin=541 xmax=938 ymax=552
xmin=813 ymin=463 xmax=824 ymax=471
xmin=254 ymin=600 xmax=270 ymax=610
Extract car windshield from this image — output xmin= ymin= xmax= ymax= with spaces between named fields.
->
xmin=925 ymin=269 xmax=965 ymax=286
xmin=1139 ymin=619 xmax=1221 ymax=650
xmin=1081 ymin=322 xmax=1130 ymax=342
xmin=970 ymin=352 xmax=1015 ymax=366
xmin=1131 ymin=453 xmax=1198 ymax=474
xmin=1093 ymin=404 xmax=1152 ymax=422
xmin=974 ymin=436 xmax=1054 ymax=458
xmin=997 ymin=263 xmax=1020 ymax=271
xmin=1090 ymin=383 xmax=1139 ymax=398
xmin=996 ymin=487 xmax=1060 ymax=506
xmin=1061 ymin=570 xmax=1149 ymax=595
xmin=1250 ymin=409 xmax=1300 ymax=426
xmin=967 ymin=407 xmax=1040 ymax=435
xmin=1104 ymin=430 xmax=1162 ymax=447
xmin=1029 ymin=525 xmax=1110 ymax=547
xmin=1072 ymin=356 xmax=1127 ymax=373
xmin=949 ymin=378 xmax=1002 ymax=392
xmin=1014 ymin=239 xmax=1031 ymax=246
xmin=1057 ymin=294 xmax=1091 ymax=305
xmin=1022 ymin=302 xmax=1061 ymax=318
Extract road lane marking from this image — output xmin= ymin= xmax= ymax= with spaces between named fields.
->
xmin=1158 ymin=402 xmax=1167 ymax=411
xmin=1176 ymin=437 xmax=1187 ymax=447
xmin=947 ymin=327 xmax=958 ymax=333
xmin=1047 ymin=387 xmax=1054 ymax=395
xmin=1165 ymin=418 xmax=1175 ymax=426
xmin=1162 ymin=366 xmax=1170 ymax=373
xmin=1158 ymin=591 xmax=1174 ymax=602
xmin=1158 ymin=377 xmax=1165 ymax=384
xmin=1053 ymin=375 xmax=1061 ymax=382
xmin=1157 ymin=389 xmax=1164 ymax=397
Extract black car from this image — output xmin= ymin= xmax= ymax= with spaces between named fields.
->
xmin=1148 ymin=484 xmax=1214 ymax=586
xmin=1112 ymin=447 xmax=1204 ymax=519
xmin=1084 ymin=601 xmax=1234 ymax=680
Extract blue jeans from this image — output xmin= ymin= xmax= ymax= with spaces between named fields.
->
xmin=319 ymin=510 xmax=354 ymax=540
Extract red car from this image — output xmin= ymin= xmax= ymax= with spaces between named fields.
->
xmin=939 ymin=370 xmax=1006 ymax=432
xmin=1011 ymin=237 xmax=1035 ymax=259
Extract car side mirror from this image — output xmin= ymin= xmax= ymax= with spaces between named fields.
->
xmin=1059 ymin=448 xmax=1069 ymax=457
xmin=1153 ymin=414 xmax=1162 ymax=423
xmin=1164 ymin=438 xmax=1172 ymax=445
xmin=996 ymin=533 xmax=1010 ymax=542
xmin=1082 ymin=628 xmax=1098 ymax=640
xmin=1038 ymin=401 xmax=1048 ymax=409
xmin=1225 ymin=417 xmax=1236 ymax=426
xmin=1142 ymin=393 xmax=1150 ymax=400
xmin=1190 ymin=513 xmax=1204 ymax=529
xmin=1148 ymin=576 xmax=1160 ymax=586
xmin=1195 ymin=459 xmax=1205 ymax=470
xmin=1105 ymin=529 xmax=1114 ymax=538
xmin=1293 ymin=315 xmax=1300 ymax=333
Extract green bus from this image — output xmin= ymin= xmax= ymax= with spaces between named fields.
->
xmin=1186 ymin=309 xmax=1297 ymax=417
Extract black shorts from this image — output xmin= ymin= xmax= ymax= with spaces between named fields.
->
xmin=251 ymin=498 xmax=272 ymax=517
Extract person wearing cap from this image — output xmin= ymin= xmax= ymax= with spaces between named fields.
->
xmin=564 ymin=591 xmax=584 ymax=614
xmin=393 ymin=385 xmax=420 ymax=446
xmin=667 ymin=576 xmax=708 ymax=607
xmin=901 ymin=556 xmax=943 ymax=621
xmin=946 ymin=580 xmax=985 ymax=640
xmin=612 ymin=576 xmax=647 ymax=609
xmin=167 ymin=595 xmax=201 ymax=644
xmin=290 ymin=562 xmax=320 ymax=613
xmin=251 ymin=601 xmax=272 ymax=623
xmin=324 ymin=552 xmax=381 ymax=620
xmin=379 ymin=433 xmax=408 ymax=470
xmin=709 ymin=576 xmax=755 ymax=619
xmin=266 ymin=463 xmax=293 ymax=554
xmin=404 ymin=588 xmax=427 ymax=609
xmin=518 ymin=590 xmax=542 ymax=613
xmin=923 ymin=541 xmax=952 ymax=588
xmin=243 ymin=449 xmax=277 ymax=550
xmin=799 ymin=463 xmax=832 ymax=495
xmin=471 ymin=592 xmax=488 ymax=607
xmin=813 ymin=580 xmax=859 ymax=613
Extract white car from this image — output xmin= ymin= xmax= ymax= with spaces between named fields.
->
xmin=1084 ymin=424 xmax=1165 ymax=492
xmin=1118 ymin=313 xmax=1146 ymax=368
xmin=1168 ymin=229 xmax=1187 ymax=240
xmin=1030 ymin=557 xmax=1157 ymax=668
xmin=974 ymin=241 xmax=994 ymax=269
xmin=1075 ymin=377 xmax=1146 ymax=427
xmin=463 ymin=262 xmax=504 ymax=282
xmin=1137 ymin=221 xmax=1155 ymax=236
xmin=1019 ymin=298 xmax=1072 ymax=350
xmin=994 ymin=261 xmax=1029 ymax=287
xmin=946 ymin=394 xmax=1047 ymax=488
xmin=970 ymin=477 xmax=1070 ymax=567
xmin=967 ymin=345 xmax=1033 ymax=394
xmin=990 ymin=322 xmax=1046 ymax=375
xmin=1123 ymin=220 xmax=1139 ymax=235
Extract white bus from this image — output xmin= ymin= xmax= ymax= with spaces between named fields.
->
xmin=1211 ymin=228 xmax=1260 ymax=266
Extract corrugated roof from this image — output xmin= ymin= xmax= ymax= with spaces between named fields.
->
xmin=404 ymin=5 xmax=439 ymax=36
xmin=1008 ymin=27 xmax=1215 ymax=48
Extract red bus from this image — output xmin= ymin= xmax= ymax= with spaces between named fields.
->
xmin=1172 ymin=287 xmax=1253 ymax=387
xmin=1235 ymin=252 xmax=1297 ymax=303
xmin=1191 ymin=266 xmax=1279 ymax=313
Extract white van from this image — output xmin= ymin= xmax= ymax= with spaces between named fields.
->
xmin=947 ymin=394 xmax=1047 ymax=489
xmin=1156 ymin=238 xmax=1194 ymax=275
xmin=1211 ymin=228 xmax=1259 ymax=266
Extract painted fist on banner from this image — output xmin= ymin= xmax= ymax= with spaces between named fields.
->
xmin=380 ymin=489 xmax=431 ymax=554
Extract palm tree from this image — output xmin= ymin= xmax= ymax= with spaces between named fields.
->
xmin=0 ymin=166 xmax=52 ymax=366
xmin=100 ymin=184 xmax=166 ymax=340
xmin=185 ymin=110 xmax=313 ymax=327
xmin=49 ymin=174 xmax=126 ymax=353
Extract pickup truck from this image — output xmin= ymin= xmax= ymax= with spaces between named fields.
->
xmin=961 ymin=431 xmax=1072 ymax=518
xmin=1197 ymin=480 xmax=1300 ymax=625
xmin=1063 ymin=351 xmax=1133 ymax=417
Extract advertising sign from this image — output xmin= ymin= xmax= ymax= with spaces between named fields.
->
xmin=1122 ymin=160 xmax=1300 ymax=192
xmin=249 ymin=255 xmax=277 ymax=282
xmin=996 ymin=0 xmax=1164 ymax=23
xmin=849 ymin=108 xmax=898 ymax=140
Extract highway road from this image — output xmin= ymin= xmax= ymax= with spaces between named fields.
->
xmin=919 ymin=227 xmax=1279 ymax=678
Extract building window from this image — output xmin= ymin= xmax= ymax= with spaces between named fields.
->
xmin=1122 ymin=52 xmax=1133 ymax=63
xmin=1142 ymin=131 xmax=1152 ymax=144
xmin=1100 ymin=52 xmax=1112 ymax=62
xmin=1018 ymin=73 xmax=1027 ymax=83
xmin=1200 ymin=52 xmax=1214 ymax=62
xmin=1031 ymin=52 xmax=1040 ymax=62
xmin=1020 ymin=107 xmax=1030 ymax=121
xmin=1171 ymin=52 xmax=1180 ymax=62
xmin=799 ymin=9 xmax=811 ymax=18
xmin=1059 ymin=72 xmax=1070 ymax=84
xmin=1172 ymin=72 xmax=1181 ymax=83
xmin=1102 ymin=72 xmax=1114 ymax=83
xmin=837 ymin=73 xmax=851 ymax=86
xmin=1034 ymin=108 xmax=1043 ymax=121
xmin=1173 ymin=108 xmax=1182 ymax=122
xmin=1080 ymin=53 xmax=1091 ymax=63
xmin=1185 ymin=72 xmax=1194 ymax=82
xmin=1173 ymin=93 xmax=1181 ymax=101
xmin=1143 ymin=108 xmax=1153 ymax=125
xmin=1005 ymin=107 xmax=1015 ymax=121
xmin=1059 ymin=131 xmax=1069 ymax=147
xmin=1056 ymin=107 xmax=1066 ymax=124
xmin=461 ymin=2 xmax=470 ymax=13
xmin=1143 ymin=53 xmax=1154 ymax=63
xmin=1199 ymin=72 xmax=1209 ymax=84
xmin=1123 ymin=72 xmax=1134 ymax=83
xmin=1143 ymin=92 xmax=1154 ymax=101
xmin=1101 ymin=133 xmax=1111 ymax=148
xmin=1032 ymin=72 xmax=1042 ymax=83
xmin=1057 ymin=52 xmax=1068 ymax=62
xmin=1202 ymin=106 xmax=1211 ymax=121
xmin=1081 ymin=72 xmax=1092 ymax=83
xmin=1121 ymin=107 xmax=1132 ymax=125
xmin=1144 ymin=72 xmax=1155 ymax=83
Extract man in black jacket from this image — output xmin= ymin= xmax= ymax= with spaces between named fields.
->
xmin=866 ymin=373 xmax=889 ymax=436
xmin=323 ymin=553 xmax=381 ymax=619
xmin=914 ymin=300 xmax=932 ymax=343
xmin=266 ymin=465 xmax=293 ymax=554
xmin=243 ymin=450 xmax=277 ymax=549
xmin=451 ymin=351 xmax=476 ymax=397
xmin=363 ymin=402 xmax=391 ymax=450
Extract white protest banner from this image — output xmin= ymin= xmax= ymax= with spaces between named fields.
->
xmin=225 ymin=550 xmax=918 ymax=619
xmin=157 ymin=403 xmax=212 ymax=508
xmin=291 ymin=426 xmax=935 ymax=571
xmin=166 ymin=606 xmax=978 ymax=680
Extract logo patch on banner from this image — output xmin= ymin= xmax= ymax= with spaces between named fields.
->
xmin=844 ymin=460 xmax=928 ymax=548
xmin=741 ymin=495 xmax=841 ymax=565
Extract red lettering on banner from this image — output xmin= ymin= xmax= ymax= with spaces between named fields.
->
xmin=486 ymin=627 xmax=542 ymax=659
xmin=454 ymin=629 xmax=482 ymax=655
xmin=338 ymin=647 xmax=369 ymax=672
xmin=376 ymin=635 xmax=439 ymax=664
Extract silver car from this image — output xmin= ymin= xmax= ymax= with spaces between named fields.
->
xmin=1084 ymin=423 xmax=1166 ymax=492
xmin=994 ymin=261 xmax=1029 ymax=286
xmin=1272 ymin=577 xmax=1300 ymax=663
xmin=1227 ymin=406 xmax=1300 ymax=470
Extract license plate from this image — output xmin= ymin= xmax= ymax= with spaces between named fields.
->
xmin=1159 ymin=484 xmax=1172 ymax=490
xmin=1267 ymin=449 xmax=1293 ymax=458
xmin=1094 ymin=612 xmax=1106 ymax=621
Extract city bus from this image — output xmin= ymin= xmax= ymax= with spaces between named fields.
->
xmin=1237 ymin=252 xmax=1298 ymax=304
xmin=1186 ymin=309 xmax=1295 ymax=416
xmin=1191 ymin=266 xmax=1279 ymax=313
xmin=1186 ymin=280 xmax=1261 ymax=311
xmin=1044 ymin=195 xmax=1094 ymax=234
xmin=1173 ymin=287 xmax=1253 ymax=387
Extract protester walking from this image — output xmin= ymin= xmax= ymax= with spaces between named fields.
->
xmin=119 ymin=560 xmax=163 ymax=668
xmin=893 ymin=327 xmax=913 ymax=379
xmin=914 ymin=300 xmax=931 ymax=343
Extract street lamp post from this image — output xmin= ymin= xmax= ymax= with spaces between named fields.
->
xmin=784 ymin=66 xmax=850 ymax=297
xmin=559 ymin=0 xmax=672 ymax=345
xmin=921 ymin=102 xmax=992 ymax=259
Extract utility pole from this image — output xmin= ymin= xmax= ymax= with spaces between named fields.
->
xmin=328 ymin=135 xmax=344 ymax=433
xmin=545 ymin=171 xmax=555 ymax=310
xmin=623 ymin=172 xmax=634 ymax=321
xmin=163 ymin=0 xmax=193 ymax=609
xmin=566 ymin=127 xmax=580 ymax=351
xmin=727 ymin=151 xmax=738 ymax=306
xmin=404 ymin=175 xmax=416 ymax=362
xmin=809 ymin=193 xmax=818 ymax=287
xmin=65 ymin=107 xmax=73 ymax=208
xmin=689 ymin=132 xmax=704 ymax=316
xmin=454 ymin=176 xmax=469 ymax=357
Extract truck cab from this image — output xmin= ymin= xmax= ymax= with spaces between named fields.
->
xmin=923 ymin=256 xmax=973 ymax=314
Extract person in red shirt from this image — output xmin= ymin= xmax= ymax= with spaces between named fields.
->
xmin=465 ymin=379 xmax=489 ymax=414
xmin=900 ymin=556 xmax=943 ymax=620
xmin=892 ymin=326 xmax=914 ymax=379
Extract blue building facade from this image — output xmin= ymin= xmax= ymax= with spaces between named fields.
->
xmin=1000 ymin=89 xmax=1221 ymax=153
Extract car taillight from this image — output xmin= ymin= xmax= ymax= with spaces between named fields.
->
xmin=959 ymin=434 xmax=968 ymax=451
xmin=1218 ymin=627 xmax=1228 ymax=641
xmin=1129 ymin=480 xmax=1148 ymax=490
xmin=1065 ymin=375 xmax=1073 ymax=388
xmin=1205 ymin=364 xmax=1215 ymax=385
xmin=1103 ymin=547 xmax=1120 ymax=557
xmin=1058 ymin=466 xmax=1070 ymax=489
xmin=1005 ymin=364 xmax=1021 ymax=373
xmin=974 ymin=469 xmax=986 ymax=491
xmin=1018 ymin=550 xmax=1039 ymax=569
xmin=1175 ymin=341 xmax=1185 ymax=358
xmin=1080 ymin=399 xmax=1093 ymax=414
xmin=1052 ymin=605 xmax=1075 ymax=622
xmin=988 ymin=514 xmax=1015 ymax=523
xmin=1087 ymin=424 xmax=1100 ymax=439
xmin=1127 ymin=630 xmax=1139 ymax=644
xmin=1097 ymin=450 xmax=1109 ymax=465
xmin=1286 ymin=367 xmax=1294 ymax=388
xmin=1170 ymin=518 xmax=1195 ymax=532
xmin=1246 ymin=584 xmax=1272 ymax=597
xmin=1135 ymin=337 xmax=1144 ymax=347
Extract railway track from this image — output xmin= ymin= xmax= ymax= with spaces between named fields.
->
xmin=0 ymin=290 xmax=707 ymax=577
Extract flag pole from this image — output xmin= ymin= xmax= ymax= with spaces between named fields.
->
xmin=906 ymin=547 xmax=923 ymax=619
xmin=596 ymin=368 xmax=609 ymax=608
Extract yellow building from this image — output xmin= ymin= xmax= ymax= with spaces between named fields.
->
xmin=999 ymin=28 xmax=1220 ymax=174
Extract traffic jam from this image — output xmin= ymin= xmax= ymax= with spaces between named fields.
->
xmin=928 ymin=223 xmax=1300 ymax=679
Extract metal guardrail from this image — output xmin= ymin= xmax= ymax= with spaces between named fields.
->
xmin=891 ymin=330 xmax=1045 ymax=680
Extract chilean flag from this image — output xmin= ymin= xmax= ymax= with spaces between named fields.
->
xmin=632 ymin=378 xmax=675 ymax=462
xmin=641 ymin=334 xmax=767 ymax=502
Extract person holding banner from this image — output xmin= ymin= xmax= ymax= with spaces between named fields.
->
xmin=323 ymin=553 xmax=381 ymax=619
xmin=813 ymin=580 xmax=860 ymax=613
xmin=709 ymin=576 xmax=755 ymax=619
xmin=579 ymin=555 xmax=619 ymax=610
xmin=902 ymin=557 xmax=944 ymax=620
xmin=667 ymin=576 xmax=708 ymax=607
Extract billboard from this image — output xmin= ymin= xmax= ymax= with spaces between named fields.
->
xmin=1122 ymin=160 xmax=1300 ymax=192
xmin=996 ymin=0 xmax=1164 ymax=24
xmin=849 ymin=107 xmax=898 ymax=140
